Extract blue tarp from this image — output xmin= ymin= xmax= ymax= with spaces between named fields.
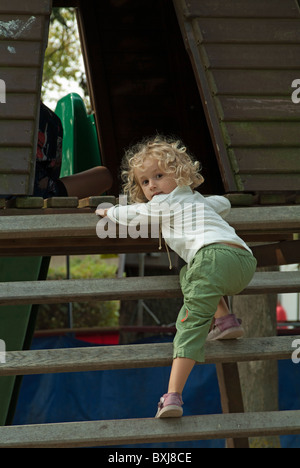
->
xmin=12 ymin=335 xmax=300 ymax=448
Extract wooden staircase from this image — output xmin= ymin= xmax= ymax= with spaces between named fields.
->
xmin=0 ymin=334 xmax=299 ymax=448
xmin=0 ymin=200 xmax=300 ymax=447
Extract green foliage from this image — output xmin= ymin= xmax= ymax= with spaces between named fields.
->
xmin=51 ymin=255 xmax=118 ymax=280
xmin=42 ymin=7 xmax=89 ymax=108
xmin=36 ymin=256 xmax=120 ymax=330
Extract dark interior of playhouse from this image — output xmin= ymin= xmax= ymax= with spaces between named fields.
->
xmin=1 ymin=0 xmax=300 ymax=448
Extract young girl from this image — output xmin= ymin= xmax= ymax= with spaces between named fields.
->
xmin=96 ymin=135 xmax=257 ymax=419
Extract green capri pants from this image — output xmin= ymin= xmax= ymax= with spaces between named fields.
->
xmin=173 ymin=243 xmax=257 ymax=363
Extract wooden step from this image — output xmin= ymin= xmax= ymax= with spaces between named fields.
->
xmin=0 ymin=271 xmax=300 ymax=307
xmin=1 ymin=204 xmax=300 ymax=257
xmin=0 ymin=410 xmax=299 ymax=448
xmin=1 ymin=205 xmax=300 ymax=238
xmin=0 ymin=336 xmax=295 ymax=377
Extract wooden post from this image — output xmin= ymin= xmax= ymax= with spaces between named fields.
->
xmin=232 ymin=267 xmax=281 ymax=448
xmin=216 ymin=362 xmax=249 ymax=448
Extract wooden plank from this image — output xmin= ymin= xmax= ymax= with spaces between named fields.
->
xmin=0 ymin=336 xmax=296 ymax=377
xmin=0 ymin=409 xmax=299 ymax=448
xmin=225 ymin=193 xmax=256 ymax=207
xmin=0 ymin=5 xmax=49 ymax=198
xmin=0 ymin=213 xmax=97 ymax=239
xmin=0 ymin=120 xmax=35 ymax=146
xmin=210 ymin=69 xmax=300 ymax=96
xmin=179 ymin=20 xmax=237 ymax=191
xmin=0 ymin=212 xmax=299 ymax=256
xmin=0 ymin=94 xmax=38 ymax=119
xmin=43 ymin=197 xmax=79 ymax=209
xmin=233 ymin=148 xmax=300 ymax=174
xmin=0 ymin=235 xmax=160 ymax=257
xmin=0 ymin=148 xmax=32 ymax=173
xmin=0 ymin=271 xmax=300 ymax=307
xmin=0 ymin=173 xmax=33 ymax=196
xmin=173 ymin=0 xmax=300 ymax=194
xmin=1 ymin=205 xmax=300 ymax=239
xmin=180 ymin=0 xmax=300 ymax=19
xmin=219 ymin=96 xmax=300 ymax=121
xmin=0 ymin=233 xmax=292 ymax=257
xmin=0 ymin=15 xmax=45 ymax=41
xmin=260 ymin=194 xmax=289 ymax=206
xmin=225 ymin=122 xmax=300 ymax=147
xmin=0 ymin=0 xmax=52 ymax=15
xmin=240 ymin=174 xmax=300 ymax=192
xmin=6 ymin=197 xmax=44 ymax=209
xmin=228 ymin=205 xmax=300 ymax=233
xmin=0 ymin=41 xmax=43 ymax=67
xmin=78 ymin=195 xmax=117 ymax=209
xmin=1 ymin=276 xmax=180 ymax=306
xmin=196 ymin=18 xmax=300 ymax=44
xmin=204 ymin=44 xmax=300 ymax=69
xmin=0 ymin=67 xmax=40 ymax=93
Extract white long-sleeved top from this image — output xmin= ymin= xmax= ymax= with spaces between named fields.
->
xmin=106 ymin=186 xmax=252 ymax=266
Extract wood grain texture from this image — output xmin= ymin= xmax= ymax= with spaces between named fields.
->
xmin=0 ymin=271 xmax=300 ymax=306
xmin=0 ymin=409 xmax=299 ymax=447
xmin=0 ymin=336 xmax=296 ymax=377
xmin=173 ymin=0 xmax=300 ymax=192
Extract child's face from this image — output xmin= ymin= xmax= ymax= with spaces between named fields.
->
xmin=134 ymin=158 xmax=178 ymax=201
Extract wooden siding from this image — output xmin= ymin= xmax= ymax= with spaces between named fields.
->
xmin=0 ymin=1 xmax=51 ymax=196
xmin=173 ymin=0 xmax=300 ymax=192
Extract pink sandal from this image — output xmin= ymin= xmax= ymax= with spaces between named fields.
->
xmin=155 ymin=392 xmax=183 ymax=418
xmin=207 ymin=314 xmax=244 ymax=341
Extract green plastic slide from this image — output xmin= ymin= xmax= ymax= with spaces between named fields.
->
xmin=0 ymin=257 xmax=50 ymax=425
xmin=55 ymin=93 xmax=102 ymax=176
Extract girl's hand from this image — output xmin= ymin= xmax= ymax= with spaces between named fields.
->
xmin=96 ymin=208 xmax=108 ymax=217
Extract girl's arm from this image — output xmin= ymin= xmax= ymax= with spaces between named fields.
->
xmin=105 ymin=203 xmax=150 ymax=226
xmin=96 ymin=194 xmax=183 ymax=225
xmin=205 ymin=195 xmax=231 ymax=218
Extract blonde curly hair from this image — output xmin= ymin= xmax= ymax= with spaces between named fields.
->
xmin=121 ymin=135 xmax=204 ymax=203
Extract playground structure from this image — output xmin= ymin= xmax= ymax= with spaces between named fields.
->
xmin=0 ymin=0 xmax=300 ymax=448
